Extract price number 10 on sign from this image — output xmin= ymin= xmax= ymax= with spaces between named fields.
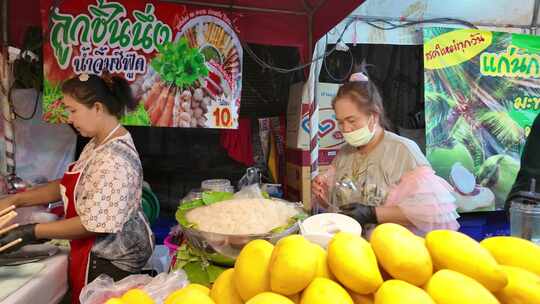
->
xmin=212 ymin=106 xmax=233 ymax=128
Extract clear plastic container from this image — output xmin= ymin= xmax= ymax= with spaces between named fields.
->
xmin=508 ymin=178 xmax=540 ymax=245
xmin=201 ymin=179 xmax=233 ymax=192
xmin=181 ymin=188 xmax=203 ymax=203
xmin=510 ymin=203 xmax=540 ymax=245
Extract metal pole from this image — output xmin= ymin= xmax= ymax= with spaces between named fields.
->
xmin=307 ymin=13 xmax=313 ymax=68
xmin=0 ymin=0 xmax=15 ymax=177
xmin=531 ymin=0 xmax=540 ymax=34
xmin=0 ymin=0 xmax=6 ymax=44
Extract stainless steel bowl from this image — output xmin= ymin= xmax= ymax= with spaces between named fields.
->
xmin=183 ymin=223 xmax=299 ymax=266
xmin=182 ymin=204 xmax=303 ymax=266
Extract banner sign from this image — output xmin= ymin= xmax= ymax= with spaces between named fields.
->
xmin=424 ymin=28 xmax=540 ymax=212
xmin=40 ymin=0 xmax=242 ymax=128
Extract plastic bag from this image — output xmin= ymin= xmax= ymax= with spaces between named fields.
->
xmin=233 ymin=183 xmax=265 ymax=199
xmin=238 ymin=167 xmax=261 ymax=189
xmin=80 ymin=274 xmax=152 ymax=304
xmin=142 ymin=270 xmax=189 ymax=303
xmin=80 ymin=270 xmax=188 ymax=304
xmin=312 ymin=167 xmax=336 ymax=213
xmin=142 ymin=245 xmax=172 ymax=274
xmin=385 ymin=166 xmax=460 ymax=234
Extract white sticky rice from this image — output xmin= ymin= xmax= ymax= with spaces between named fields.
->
xmin=185 ymin=198 xmax=300 ymax=235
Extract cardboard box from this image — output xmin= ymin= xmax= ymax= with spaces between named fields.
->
xmin=285 ymin=147 xmax=338 ymax=210
xmin=285 ymin=147 xmax=339 ymax=167
xmin=286 ymin=82 xmax=309 ymax=149
xmin=286 ymin=162 xmax=332 ymax=210
xmin=286 ymin=82 xmax=345 ymax=150
xmin=286 ymin=162 xmax=311 ymax=208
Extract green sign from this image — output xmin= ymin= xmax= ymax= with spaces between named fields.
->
xmin=424 ymin=27 xmax=539 ymax=212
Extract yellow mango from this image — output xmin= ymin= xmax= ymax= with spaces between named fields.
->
xmin=164 ymin=287 xmax=216 ymax=304
xmin=370 ymin=223 xmax=433 ymax=286
xmin=287 ymin=293 xmax=301 ymax=304
xmin=494 ymin=265 xmax=540 ymax=304
xmin=327 ymin=232 xmax=383 ymax=294
xmin=210 ymin=269 xmax=243 ymax=304
xmin=349 ymin=292 xmax=374 ymax=304
xmin=121 ymin=289 xmax=154 ymax=304
xmin=374 ymin=280 xmax=435 ymax=304
xmin=481 ymin=236 xmax=540 ymax=276
xmin=234 ymin=239 xmax=274 ymax=301
xmin=184 ymin=284 xmax=210 ymax=295
xmin=269 ymin=235 xmax=318 ymax=295
xmin=426 ymin=269 xmax=500 ymax=304
xmin=246 ymin=292 xmax=295 ymax=304
xmin=426 ymin=230 xmax=508 ymax=291
xmin=312 ymin=244 xmax=334 ymax=280
xmin=300 ymin=277 xmax=354 ymax=304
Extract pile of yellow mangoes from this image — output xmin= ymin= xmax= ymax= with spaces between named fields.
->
xmin=106 ymin=223 xmax=540 ymax=304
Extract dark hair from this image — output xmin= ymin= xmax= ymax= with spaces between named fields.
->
xmin=61 ymin=73 xmax=136 ymax=118
xmin=331 ymin=76 xmax=391 ymax=130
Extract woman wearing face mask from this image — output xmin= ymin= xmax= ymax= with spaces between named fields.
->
xmin=312 ymin=72 xmax=459 ymax=235
xmin=0 ymin=73 xmax=154 ymax=303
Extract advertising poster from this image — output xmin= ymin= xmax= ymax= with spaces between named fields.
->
xmin=424 ymin=27 xmax=539 ymax=212
xmin=40 ymin=0 xmax=242 ymax=128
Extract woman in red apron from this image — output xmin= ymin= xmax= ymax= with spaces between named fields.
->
xmin=0 ymin=73 xmax=154 ymax=303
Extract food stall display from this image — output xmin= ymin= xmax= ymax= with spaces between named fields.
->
xmin=97 ymin=223 xmax=540 ymax=304
xmin=5 ymin=0 xmax=540 ymax=303
xmin=170 ymin=187 xmax=307 ymax=285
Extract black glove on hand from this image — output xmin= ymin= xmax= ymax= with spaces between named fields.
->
xmin=0 ymin=224 xmax=37 ymax=253
xmin=339 ymin=203 xmax=377 ymax=224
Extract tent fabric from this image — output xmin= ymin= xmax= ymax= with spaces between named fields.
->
xmin=8 ymin=0 xmax=363 ymax=63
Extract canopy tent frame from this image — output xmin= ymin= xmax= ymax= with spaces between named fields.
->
xmin=161 ymin=0 xmax=332 ymax=61
xmin=532 ymin=0 xmax=540 ymax=31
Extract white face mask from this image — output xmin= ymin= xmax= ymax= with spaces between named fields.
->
xmin=342 ymin=117 xmax=375 ymax=147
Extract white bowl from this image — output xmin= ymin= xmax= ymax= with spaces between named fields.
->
xmin=300 ymin=213 xmax=362 ymax=248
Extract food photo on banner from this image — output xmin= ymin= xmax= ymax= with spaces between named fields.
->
xmin=40 ymin=0 xmax=242 ymax=129
xmin=424 ymin=27 xmax=540 ymax=213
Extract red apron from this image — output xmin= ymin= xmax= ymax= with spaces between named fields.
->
xmin=61 ymin=163 xmax=96 ymax=304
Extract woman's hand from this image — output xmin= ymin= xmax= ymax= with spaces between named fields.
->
xmin=339 ymin=203 xmax=377 ymax=224
xmin=0 ymin=224 xmax=36 ymax=253
xmin=0 ymin=180 xmax=62 ymax=209
xmin=312 ymin=175 xmax=330 ymax=208
xmin=0 ymin=195 xmax=19 ymax=212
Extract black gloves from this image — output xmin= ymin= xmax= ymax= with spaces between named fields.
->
xmin=0 ymin=224 xmax=37 ymax=253
xmin=339 ymin=203 xmax=377 ymax=224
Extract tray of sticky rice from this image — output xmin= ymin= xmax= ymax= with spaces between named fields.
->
xmin=175 ymin=191 xmax=306 ymax=266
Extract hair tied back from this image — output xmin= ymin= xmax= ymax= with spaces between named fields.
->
xmin=349 ymin=72 xmax=369 ymax=82
xmin=78 ymin=73 xmax=90 ymax=82
xmin=101 ymin=71 xmax=115 ymax=91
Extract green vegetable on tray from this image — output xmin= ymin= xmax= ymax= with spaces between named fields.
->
xmin=175 ymin=191 xmax=234 ymax=228
xmin=173 ymin=244 xmax=228 ymax=286
xmin=270 ymin=212 xmax=309 ymax=234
